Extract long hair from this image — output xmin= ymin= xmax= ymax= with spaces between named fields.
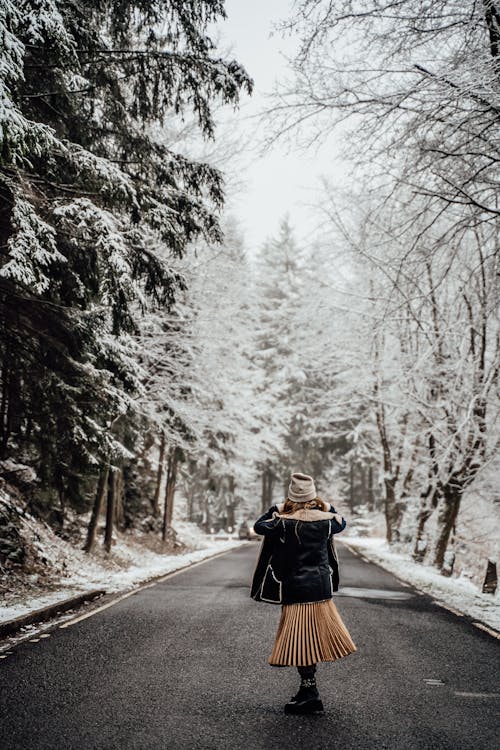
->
xmin=281 ymin=497 xmax=329 ymax=514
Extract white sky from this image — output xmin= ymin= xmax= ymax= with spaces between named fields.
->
xmin=216 ymin=0 xmax=346 ymax=252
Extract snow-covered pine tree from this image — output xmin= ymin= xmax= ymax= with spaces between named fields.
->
xmin=134 ymin=275 xmax=199 ymax=535
xmin=285 ymin=238 xmax=373 ymax=506
xmin=253 ymin=218 xmax=305 ymax=508
xmin=0 ymin=1 xmax=251 ymax=521
xmin=178 ymin=218 xmax=261 ymax=528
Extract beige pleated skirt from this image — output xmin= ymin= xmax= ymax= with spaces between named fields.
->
xmin=269 ymin=599 xmax=357 ymax=667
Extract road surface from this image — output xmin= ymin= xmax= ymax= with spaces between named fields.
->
xmin=1 ymin=543 xmax=499 ymax=749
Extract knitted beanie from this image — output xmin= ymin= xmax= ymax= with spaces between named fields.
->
xmin=288 ymin=472 xmax=317 ymax=503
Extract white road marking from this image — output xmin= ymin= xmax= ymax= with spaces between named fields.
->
xmin=59 ymin=588 xmax=137 ymax=628
xmin=342 ymin=543 xmax=500 ymax=640
xmin=0 ymin=625 xmax=57 ymax=655
xmin=337 ymin=586 xmax=413 ymax=600
xmin=59 ymin=547 xmax=237 ymax=629
xmin=424 ymin=679 xmax=445 ymax=686
xmin=436 ymin=603 xmax=464 ymax=617
xmin=472 ymin=621 xmax=500 ymax=640
xmin=454 ymin=692 xmax=500 ymax=699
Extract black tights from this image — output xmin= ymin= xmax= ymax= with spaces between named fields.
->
xmin=298 ymin=664 xmax=317 ymax=680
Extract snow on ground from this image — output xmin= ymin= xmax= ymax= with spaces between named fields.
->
xmin=1 ymin=520 xmax=243 ymax=624
xmin=342 ymin=535 xmax=500 ymax=632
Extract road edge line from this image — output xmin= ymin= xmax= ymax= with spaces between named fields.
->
xmin=0 ymin=590 xmax=106 ymax=639
xmin=0 ymin=543 xmax=247 ymax=652
xmin=340 ymin=539 xmax=500 ymax=640
xmin=339 ymin=539 xmax=422 ymax=592
xmin=59 ymin=544 xmax=244 ymax=629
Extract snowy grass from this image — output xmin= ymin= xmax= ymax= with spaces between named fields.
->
xmin=1 ymin=519 xmax=244 ymax=624
xmin=342 ymin=535 xmax=500 ymax=632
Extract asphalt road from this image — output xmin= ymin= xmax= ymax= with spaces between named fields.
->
xmin=1 ymin=542 xmax=499 ymax=750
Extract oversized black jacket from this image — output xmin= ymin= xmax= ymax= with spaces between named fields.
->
xmin=250 ymin=504 xmax=346 ymax=605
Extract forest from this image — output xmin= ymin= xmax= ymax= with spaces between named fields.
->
xmin=0 ymin=1 xmax=498 ymax=599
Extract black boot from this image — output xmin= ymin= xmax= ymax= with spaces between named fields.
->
xmin=285 ymin=665 xmax=324 ymax=715
xmin=289 ymin=664 xmax=317 ymax=702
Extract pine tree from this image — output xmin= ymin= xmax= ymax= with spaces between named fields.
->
xmin=0 ymin=1 xmax=252 ymax=518
xmin=183 ymin=219 xmax=261 ymax=523
xmin=253 ymin=218 xmax=304 ymax=507
xmin=143 ymin=218 xmax=261 ymax=531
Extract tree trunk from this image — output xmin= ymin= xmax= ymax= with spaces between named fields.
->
xmin=0 ymin=359 xmax=21 ymax=458
xmin=375 ymin=393 xmax=401 ymax=543
xmin=204 ymin=492 xmax=212 ymax=533
xmin=432 ymin=484 xmax=462 ymax=570
xmin=104 ymin=467 xmax=115 ymax=553
xmin=114 ymin=469 xmax=124 ymax=531
xmin=349 ymin=459 xmax=355 ymax=512
xmin=152 ymin=430 xmax=166 ymax=516
xmin=226 ymin=503 xmax=235 ymax=531
xmin=162 ymin=449 xmax=172 ymax=541
xmin=412 ymin=501 xmax=436 ymax=561
xmin=367 ymin=464 xmax=375 ymax=511
xmin=401 ymin=438 xmax=419 ymax=501
xmin=483 ymin=0 xmax=500 ymax=60
xmin=413 ymin=432 xmax=441 ymax=560
xmin=58 ymin=486 xmax=66 ymax=531
xmin=261 ymin=471 xmax=268 ymax=513
xmin=84 ymin=466 xmax=109 ymax=553
xmin=383 ymin=477 xmax=399 ymax=544
xmin=166 ymin=447 xmax=180 ymax=528
xmin=261 ymin=468 xmax=275 ymax=511
xmin=0 ymin=358 xmax=10 ymax=457
xmin=187 ymin=487 xmax=195 ymax=522
xmin=359 ymin=464 xmax=367 ymax=507
xmin=226 ymin=476 xmax=236 ymax=530
xmin=162 ymin=446 xmax=180 ymax=541
xmin=261 ymin=470 xmax=269 ymax=513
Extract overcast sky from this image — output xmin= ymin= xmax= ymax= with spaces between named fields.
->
xmin=216 ymin=0 xmax=346 ymax=252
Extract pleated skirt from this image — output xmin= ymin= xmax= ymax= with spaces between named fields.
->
xmin=269 ymin=599 xmax=357 ymax=667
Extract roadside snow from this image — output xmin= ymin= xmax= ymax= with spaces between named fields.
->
xmin=342 ymin=536 xmax=500 ymax=632
xmin=1 ymin=522 xmax=243 ymax=624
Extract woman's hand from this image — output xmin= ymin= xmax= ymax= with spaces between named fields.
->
xmin=254 ymin=505 xmax=283 ymax=536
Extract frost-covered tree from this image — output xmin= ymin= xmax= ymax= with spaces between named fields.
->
xmin=264 ymin=1 xmax=500 ymax=572
xmin=252 ymin=218 xmax=305 ymax=508
xmin=318 ymin=184 xmax=499 ymax=567
xmin=138 ymin=218 xmax=260 ymax=532
xmin=0 ymin=0 xmax=251 ymax=522
xmin=274 ymin=0 xmax=500 ymax=230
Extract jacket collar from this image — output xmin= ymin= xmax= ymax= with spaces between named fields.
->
xmin=276 ymin=508 xmax=334 ymax=522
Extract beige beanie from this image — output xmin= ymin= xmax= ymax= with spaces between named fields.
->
xmin=288 ymin=472 xmax=316 ymax=503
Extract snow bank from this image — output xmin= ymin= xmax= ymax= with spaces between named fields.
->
xmin=1 ymin=513 xmax=243 ymax=624
xmin=343 ymin=536 xmax=500 ymax=632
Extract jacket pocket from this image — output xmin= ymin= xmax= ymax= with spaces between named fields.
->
xmin=260 ymin=564 xmax=282 ymax=604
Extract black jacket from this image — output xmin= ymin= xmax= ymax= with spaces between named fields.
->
xmin=250 ymin=504 xmax=346 ymax=605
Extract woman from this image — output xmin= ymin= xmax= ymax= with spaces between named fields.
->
xmin=251 ymin=472 xmax=356 ymax=715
